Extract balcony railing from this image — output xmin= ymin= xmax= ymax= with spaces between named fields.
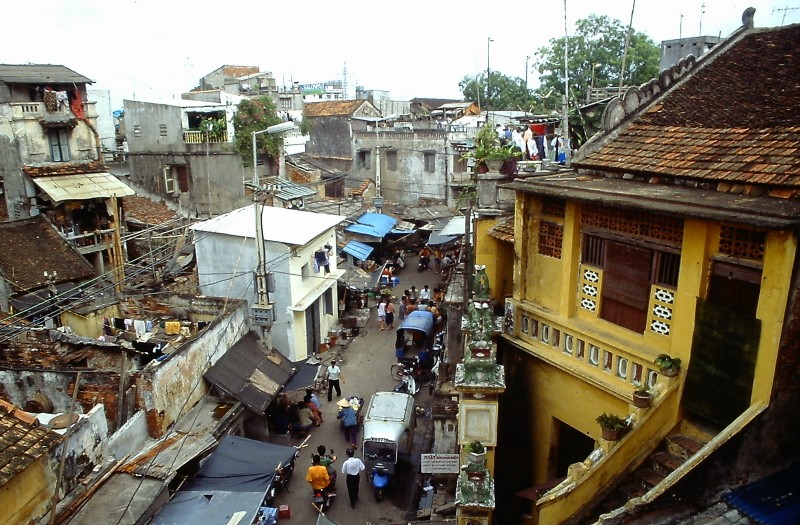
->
xmin=10 ymin=101 xmax=98 ymax=121
xmin=61 ymin=228 xmax=115 ymax=255
xmin=183 ymin=130 xmax=229 ymax=144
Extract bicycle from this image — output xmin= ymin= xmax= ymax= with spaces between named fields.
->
xmin=390 ymin=357 xmax=434 ymax=388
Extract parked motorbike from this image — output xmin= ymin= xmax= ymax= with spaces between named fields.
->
xmin=265 ymin=435 xmax=308 ymax=507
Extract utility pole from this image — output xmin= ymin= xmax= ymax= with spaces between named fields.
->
xmin=525 ymin=55 xmax=530 ymax=92
xmin=486 ymin=37 xmax=493 ymax=112
xmin=562 ymin=0 xmax=570 ymax=161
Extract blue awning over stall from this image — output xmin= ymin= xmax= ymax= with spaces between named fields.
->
xmin=344 ymin=212 xmax=398 ymax=238
xmin=341 ymin=240 xmax=374 ymax=261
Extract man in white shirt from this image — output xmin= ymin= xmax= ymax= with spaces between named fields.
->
xmin=326 ymin=360 xmax=342 ymax=402
xmin=341 ymin=448 xmax=366 ymax=508
xmin=419 ymin=285 xmax=431 ymax=302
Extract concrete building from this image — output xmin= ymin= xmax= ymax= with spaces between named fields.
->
xmin=0 ymin=64 xmax=134 ymax=277
xmin=191 ymin=204 xmax=345 ymax=361
xmin=485 ymin=14 xmax=800 ymax=524
xmin=123 ymin=97 xmax=247 ymax=217
xmin=660 ymin=35 xmax=722 ymax=71
xmin=303 ymin=99 xmax=381 ymax=176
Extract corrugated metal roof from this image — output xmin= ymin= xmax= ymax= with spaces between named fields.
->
xmin=32 ymin=172 xmax=135 ymax=203
xmin=261 ymin=176 xmax=316 ymax=201
xmin=440 ymin=216 xmax=466 ymax=237
xmin=0 ymin=63 xmax=92 ymax=84
xmin=724 ymin=462 xmax=800 ymax=524
xmin=191 ymin=204 xmax=345 ymax=245
xmin=204 ymin=332 xmax=296 ymax=414
xmin=342 ymin=240 xmax=374 ymax=261
xmin=344 ymin=212 xmax=397 ymax=238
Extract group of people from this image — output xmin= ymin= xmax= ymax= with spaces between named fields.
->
xmin=269 ymin=388 xmax=324 ymax=437
xmin=307 ymin=446 xmax=366 ymax=509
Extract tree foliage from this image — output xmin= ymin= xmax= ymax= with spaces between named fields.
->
xmin=535 ymin=14 xmax=660 ymax=107
xmin=459 ymin=72 xmax=537 ymax=113
xmin=232 ymin=96 xmax=284 ymax=164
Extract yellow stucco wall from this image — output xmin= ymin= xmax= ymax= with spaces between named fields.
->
xmin=475 ymin=217 xmax=514 ymax=301
xmin=0 ymin=457 xmax=52 ymax=525
xmin=504 ymin=194 xmax=797 ymax=522
xmin=61 ymin=304 xmax=121 ymax=339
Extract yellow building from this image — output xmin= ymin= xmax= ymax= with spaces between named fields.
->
xmin=491 ymin=17 xmax=800 ymax=524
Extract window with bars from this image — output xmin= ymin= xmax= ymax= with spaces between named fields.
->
xmin=159 ymin=123 xmax=167 ymax=137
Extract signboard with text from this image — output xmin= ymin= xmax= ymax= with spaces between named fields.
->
xmin=420 ymin=453 xmax=460 ymax=474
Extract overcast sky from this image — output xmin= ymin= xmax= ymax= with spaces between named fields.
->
xmin=4 ymin=0 xmax=797 ymax=109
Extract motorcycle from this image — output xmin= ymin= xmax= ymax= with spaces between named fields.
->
xmin=417 ymin=255 xmax=430 ymax=272
xmin=265 ymin=434 xmax=308 ymax=507
xmin=311 ymin=446 xmax=337 ymax=510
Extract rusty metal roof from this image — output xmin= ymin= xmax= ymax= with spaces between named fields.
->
xmin=204 ymin=331 xmax=296 ymax=413
xmin=573 ymin=25 xmax=800 ymax=191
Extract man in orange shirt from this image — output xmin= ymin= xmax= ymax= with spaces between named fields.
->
xmin=307 ymin=454 xmax=330 ymax=491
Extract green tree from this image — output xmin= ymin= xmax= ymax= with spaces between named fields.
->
xmin=535 ymin=14 xmax=659 ymax=107
xmin=459 ymin=72 xmax=538 ymax=112
xmin=232 ymin=96 xmax=284 ymax=164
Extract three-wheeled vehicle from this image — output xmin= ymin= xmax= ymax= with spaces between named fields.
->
xmin=396 ymin=309 xmax=435 ymax=353
xmin=361 ymin=391 xmax=416 ymax=501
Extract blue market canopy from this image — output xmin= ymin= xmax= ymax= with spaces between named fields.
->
xmin=151 ymin=435 xmax=297 ymax=525
xmin=341 ymin=240 xmax=374 ymax=261
xmin=344 ymin=212 xmax=398 ymax=238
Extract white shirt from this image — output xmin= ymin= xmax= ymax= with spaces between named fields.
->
xmin=342 ymin=456 xmax=365 ymax=476
xmin=327 ymin=364 xmax=341 ymax=380
xmin=420 ymin=288 xmax=431 ymax=301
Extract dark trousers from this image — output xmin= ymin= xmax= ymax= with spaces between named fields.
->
xmin=346 ymin=473 xmax=360 ymax=506
xmin=327 ymin=379 xmax=341 ymax=401
xmin=343 ymin=424 xmax=358 ymax=446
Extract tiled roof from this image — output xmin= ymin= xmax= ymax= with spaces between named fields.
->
xmin=304 ymin=100 xmax=370 ymax=117
xmin=124 ymin=195 xmax=179 ymax=224
xmin=487 ymin=216 xmax=515 ymax=243
xmin=574 ymin=25 xmax=800 ymax=189
xmin=0 ymin=64 xmax=92 ymax=84
xmin=0 ymin=216 xmax=95 ymax=291
xmin=23 ymin=159 xmax=108 ymax=177
xmin=0 ymin=400 xmax=62 ymax=486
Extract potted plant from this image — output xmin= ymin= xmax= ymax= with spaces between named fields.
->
xmin=596 ymin=413 xmax=630 ymax=441
xmin=655 ymin=354 xmax=682 ymax=377
xmin=632 ymin=383 xmax=652 ymax=408
xmin=467 ymin=440 xmax=486 ymax=464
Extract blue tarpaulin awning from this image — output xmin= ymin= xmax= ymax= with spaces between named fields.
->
xmin=341 ymin=240 xmax=374 ymax=261
xmin=344 ymin=212 xmax=398 ymax=238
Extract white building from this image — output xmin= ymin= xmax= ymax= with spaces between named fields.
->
xmin=191 ymin=204 xmax=345 ymax=361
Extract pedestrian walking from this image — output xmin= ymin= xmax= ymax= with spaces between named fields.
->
xmin=434 ymin=249 xmax=442 ymax=270
xmin=398 ymin=296 xmax=407 ymax=321
xmin=326 ymin=360 xmax=342 ymax=402
xmin=341 ymin=448 xmax=366 ymax=508
xmin=337 ymin=401 xmax=359 ymax=448
xmin=377 ymin=298 xmax=387 ymax=330
xmin=385 ymin=299 xmax=395 ymax=329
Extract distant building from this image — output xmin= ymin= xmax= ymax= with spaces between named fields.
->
xmin=660 ymin=35 xmax=722 ymax=71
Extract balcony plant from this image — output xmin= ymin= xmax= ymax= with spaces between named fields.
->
xmin=654 ymin=354 xmax=682 ymax=377
xmin=596 ymin=413 xmax=630 ymax=441
xmin=463 ymin=124 xmax=521 ymax=173
xmin=632 ymin=383 xmax=652 ymax=408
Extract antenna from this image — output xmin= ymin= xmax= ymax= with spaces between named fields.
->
xmin=700 ymin=3 xmax=706 ymax=35
xmin=343 ymin=62 xmax=348 ymax=99
xmin=773 ymin=5 xmax=799 ymax=25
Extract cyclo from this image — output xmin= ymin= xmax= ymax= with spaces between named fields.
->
xmin=361 ymin=391 xmax=416 ymax=501
xmin=391 ymin=310 xmax=439 ymax=393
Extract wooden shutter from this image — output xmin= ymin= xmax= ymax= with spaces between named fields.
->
xmin=600 ymin=241 xmax=651 ymax=332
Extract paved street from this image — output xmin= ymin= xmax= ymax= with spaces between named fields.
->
xmin=268 ymin=254 xmax=443 ymax=525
